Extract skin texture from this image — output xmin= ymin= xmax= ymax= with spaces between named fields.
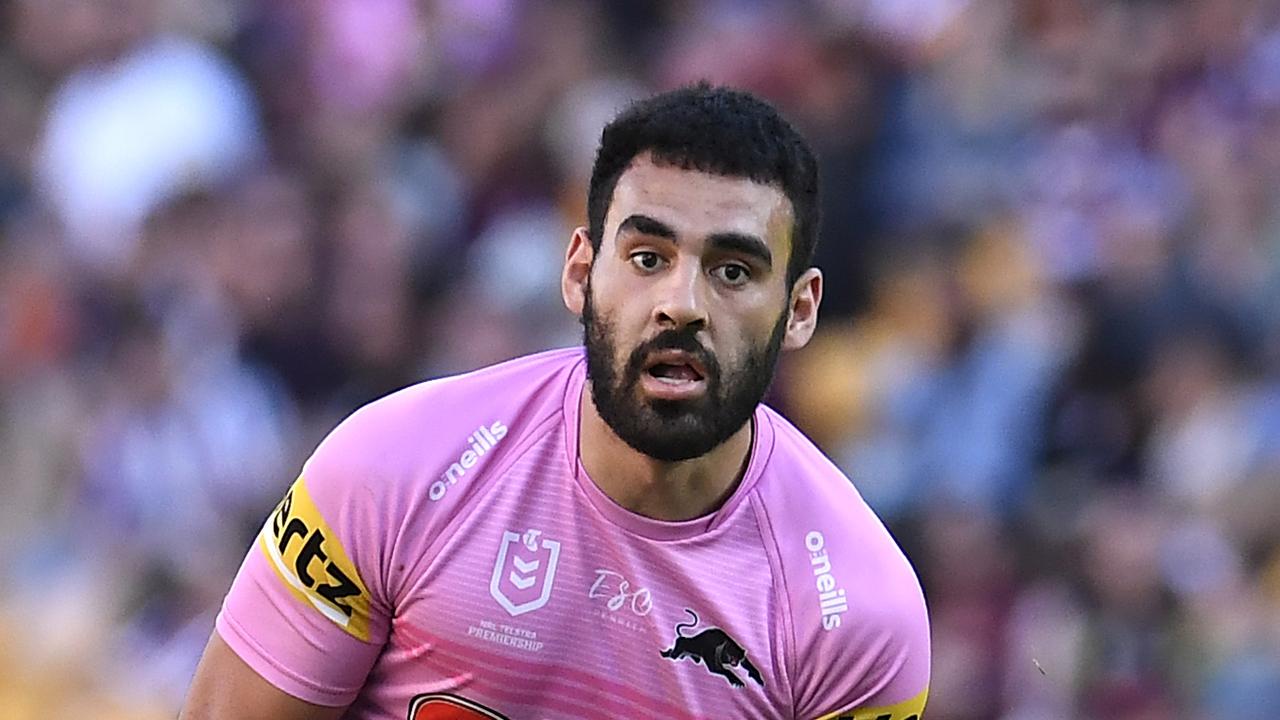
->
xmin=580 ymin=250 xmax=791 ymax=464
xmin=180 ymin=153 xmax=823 ymax=717
xmin=563 ymin=154 xmax=822 ymax=521
xmin=180 ymin=631 xmax=345 ymax=720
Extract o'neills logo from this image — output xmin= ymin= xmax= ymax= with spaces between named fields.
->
xmin=429 ymin=421 xmax=508 ymax=501
xmin=805 ymin=531 xmax=847 ymax=631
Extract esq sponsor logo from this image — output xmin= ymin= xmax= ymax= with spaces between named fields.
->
xmin=589 ymin=569 xmax=654 ymax=616
xmin=806 ymin=531 xmax=847 ymax=631
xmin=259 ymin=477 xmax=372 ymax=641
xmin=429 ymin=421 xmax=508 ymax=502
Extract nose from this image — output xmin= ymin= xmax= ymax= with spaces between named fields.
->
xmin=652 ymin=258 xmax=708 ymax=331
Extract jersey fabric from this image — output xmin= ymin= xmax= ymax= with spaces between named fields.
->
xmin=216 ymin=348 xmax=930 ymax=720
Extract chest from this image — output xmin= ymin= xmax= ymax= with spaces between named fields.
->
xmin=377 ymin=467 xmax=791 ymax=720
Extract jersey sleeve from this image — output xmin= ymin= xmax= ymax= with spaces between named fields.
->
xmin=755 ymin=412 xmax=931 ymax=719
xmin=212 ymin=352 xmax=573 ymax=707
xmin=788 ymin=523 xmax=931 ymax=720
xmin=215 ymin=406 xmax=399 ymax=707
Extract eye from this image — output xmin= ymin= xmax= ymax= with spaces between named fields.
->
xmin=712 ymin=263 xmax=751 ymax=286
xmin=630 ymin=251 xmax=664 ymax=272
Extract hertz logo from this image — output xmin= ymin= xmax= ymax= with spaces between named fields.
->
xmin=259 ymin=477 xmax=372 ymax=641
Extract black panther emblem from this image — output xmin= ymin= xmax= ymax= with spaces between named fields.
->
xmin=660 ymin=609 xmax=764 ymax=688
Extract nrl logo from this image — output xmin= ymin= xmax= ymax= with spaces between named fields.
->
xmin=489 ymin=529 xmax=561 ymax=617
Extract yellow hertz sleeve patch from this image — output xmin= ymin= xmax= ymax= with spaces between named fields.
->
xmin=258 ymin=476 xmax=373 ymax=642
xmin=815 ymin=688 xmax=928 ymax=720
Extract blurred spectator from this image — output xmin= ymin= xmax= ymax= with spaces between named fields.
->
xmin=2 ymin=0 xmax=1280 ymax=716
xmin=29 ymin=0 xmax=263 ymax=274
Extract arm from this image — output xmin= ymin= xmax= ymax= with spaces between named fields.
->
xmin=182 ymin=376 xmax=506 ymax=716
xmin=781 ymin=510 xmax=930 ymax=719
xmin=180 ymin=631 xmax=346 ymax=720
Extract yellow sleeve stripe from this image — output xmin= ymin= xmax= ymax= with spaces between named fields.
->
xmin=260 ymin=524 xmax=353 ymax=628
xmin=814 ymin=687 xmax=928 ymax=720
xmin=258 ymin=476 xmax=373 ymax=642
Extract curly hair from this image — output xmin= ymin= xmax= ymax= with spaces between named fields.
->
xmin=586 ymin=82 xmax=821 ymax=285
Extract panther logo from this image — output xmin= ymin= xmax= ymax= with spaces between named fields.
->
xmin=660 ymin=609 xmax=764 ymax=688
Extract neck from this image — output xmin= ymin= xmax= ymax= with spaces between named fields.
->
xmin=577 ymin=383 xmax=754 ymax=522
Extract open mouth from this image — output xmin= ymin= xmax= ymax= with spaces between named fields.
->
xmin=643 ymin=351 xmax=707 ymax=385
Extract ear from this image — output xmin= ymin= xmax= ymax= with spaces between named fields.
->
xmin=562 ymin=226 xmax=594 ymax=317
xmin=782 ymin=267 xmax=822 ymax=350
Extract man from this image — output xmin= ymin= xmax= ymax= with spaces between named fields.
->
xmin=182 ymin=84 xmax=930 ymax=720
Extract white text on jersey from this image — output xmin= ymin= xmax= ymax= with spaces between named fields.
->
xmin=429 ymin=421 xmax=508 ymax=501
xmin=806 ymin=531 xmax=847 ymax=630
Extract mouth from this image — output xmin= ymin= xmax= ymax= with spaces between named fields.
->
xmin=643 ymin=350 xmax=707 ymax=384
xmin=638 ymin=349 xmax=709 ymax=400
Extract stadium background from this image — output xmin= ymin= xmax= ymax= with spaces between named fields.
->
xmin=2 ymin=0 xmax=1279 ymax=717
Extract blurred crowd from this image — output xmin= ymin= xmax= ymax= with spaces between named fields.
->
xmin=1 ymin=0 xmax=1279 ymax=718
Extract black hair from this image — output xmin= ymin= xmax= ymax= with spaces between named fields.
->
xmin=586 ymin=82 xmax=820 ymax=285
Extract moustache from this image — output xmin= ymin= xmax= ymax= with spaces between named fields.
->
xmin=624 ymin=329 xmax=720 ymax=385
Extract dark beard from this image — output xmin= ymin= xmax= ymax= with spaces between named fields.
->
xmin=582 ymin=285 xmax=788 ymax=462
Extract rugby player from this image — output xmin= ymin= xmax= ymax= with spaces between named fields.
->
xmin=181 ymin=83 xmax=930 ymax=720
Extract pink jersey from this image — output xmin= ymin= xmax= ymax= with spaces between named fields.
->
xmin=217 ymin=348 xmax=929 ymax=720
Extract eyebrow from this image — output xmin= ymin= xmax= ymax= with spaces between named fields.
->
xmin=707 ymin=231 xmax=773 ymax=269
xmin=617 ymin=214 xmax=676 ymax=240
xmin=617 ymin=214 xmax=774 ymax=269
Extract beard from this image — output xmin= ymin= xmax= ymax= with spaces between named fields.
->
xmin=582 ymin=284 xmax=789 ymax=462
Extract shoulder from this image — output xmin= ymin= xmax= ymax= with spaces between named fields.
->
xmin=308 ymin=347 xmax=583 ymax=484
xmin=753 ymin=407 xmax=930 ymax=717
xmin=756 ymin=406 xmax=924 ymax=620
xmin=211 ymin=350 xmax=585 ymax=701
xmin=290 ymin=348 xmax=581 ymax=561
xmin=269 ymin=348 xmax=583 ymax=608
